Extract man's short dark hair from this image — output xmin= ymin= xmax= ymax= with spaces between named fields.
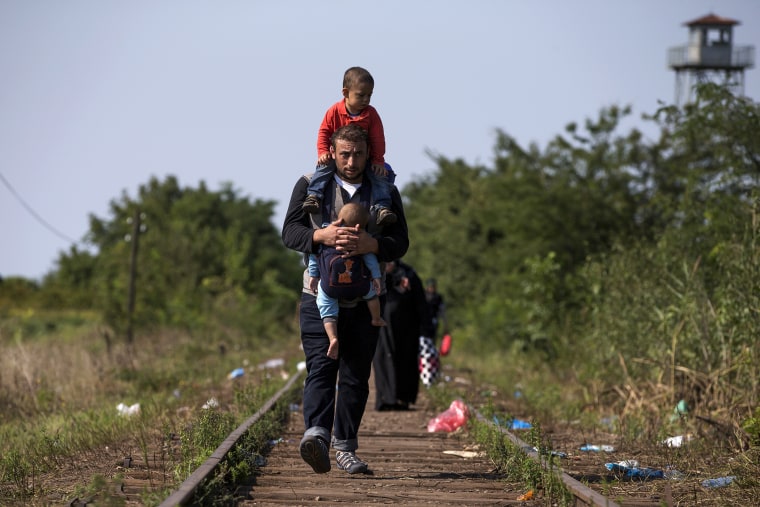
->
xmin=331 ymin=124 xmax=369 ymax=147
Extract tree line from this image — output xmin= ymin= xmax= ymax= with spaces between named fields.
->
xmin=401 ymin=83 xmax=758 ymax=416
xmin=1 ymin=83 xmax=758 ymax=417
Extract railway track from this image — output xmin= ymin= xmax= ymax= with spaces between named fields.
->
xmin=157 ymin=367 xmax=675 ymax=506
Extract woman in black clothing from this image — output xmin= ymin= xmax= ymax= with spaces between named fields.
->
xmin=373 ymin=259 xmax=431 ymax=411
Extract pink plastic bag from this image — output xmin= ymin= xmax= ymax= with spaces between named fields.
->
xmin=427 ymin=399 xmax=470 ymax=432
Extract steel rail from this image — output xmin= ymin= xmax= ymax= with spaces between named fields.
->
xmin=474 ymin=409 xmax=621 ymax=507
xmin=159 ymin=369 xmax=303 ymax=507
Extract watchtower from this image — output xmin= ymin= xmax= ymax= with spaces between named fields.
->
xmin=667 ymin=13 xmax=754 ymax=105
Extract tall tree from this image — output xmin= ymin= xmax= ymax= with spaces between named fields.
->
xmin=52 ymin=175 xmax=302 ymax=336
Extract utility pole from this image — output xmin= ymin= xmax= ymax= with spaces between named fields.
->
xmin=126 ymin=207 xmax=141 ymax=345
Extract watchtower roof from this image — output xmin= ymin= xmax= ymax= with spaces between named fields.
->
xmin=684 ymin=13 xmax=739 ymax=27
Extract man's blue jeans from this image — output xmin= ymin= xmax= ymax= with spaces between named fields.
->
xmin=299 ymin=292 xmax=381 ymax=452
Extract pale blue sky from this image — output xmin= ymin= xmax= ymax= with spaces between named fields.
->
xmin=2 ymin=1 xmax=759 ymax=280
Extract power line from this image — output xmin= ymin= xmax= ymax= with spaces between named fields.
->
xmin=0 ymin=171 xmax=79 ymax=244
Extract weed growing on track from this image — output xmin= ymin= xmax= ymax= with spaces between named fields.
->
xmin=179 ymin=410 xmax=238 ymax=475
xmin=187 ymin=381 xmax=297 ymax=506
xmin=470 ymin=413 xmax=575 ymax=506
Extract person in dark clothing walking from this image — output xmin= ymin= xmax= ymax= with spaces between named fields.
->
xmin=373 ymin=259 xmax=431 ymax=411
xmin=423 ymin=277 xmax=448 ymax=345
xmin=281 ymin=124 xmax=409 ymax=475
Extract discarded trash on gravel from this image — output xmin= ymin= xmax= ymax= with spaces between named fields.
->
xmin=533 ymin=446 xmax=568 ymax=458
xmin=259 ymin=358 xmax=285 ymax=369
xmin=605 ymin=461 xmax=665 ymax=479
xmin=116 ymin=402 xmax=140 ymax=416
xmin=517 ymin=490 xmax=534 ymax=501
xmin=510 ymin=418 xmax=532 ymax=429
xmin=228 ymin=367 xmax=245 ymax=379
xmin=701 ymin=476 xmax=736 ymax=488
xmin=664 ymin=468 xmax=685 ymax=480
xmin=669 ymin=399 xmax=689 ymax=422
xmin=580 ymin=444 xmax=615 ymax=452
xmin=442 ymin=450 xmax=484 ymax=458
xmin=202 ymin=397 xmax=219 ymax=410
xmin=427 ymin=399 xmax=469 ymax=432
xmin=492 ymin=415 xmax=532 ymax=430
xmin=662 ymin=434 xmax=693 ymax=448
xmin=609 ymin=459 xmax=639 ymax=468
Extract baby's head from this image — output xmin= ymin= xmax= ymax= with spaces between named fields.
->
xmin=337 ymin=202 xmax=370 ymax=230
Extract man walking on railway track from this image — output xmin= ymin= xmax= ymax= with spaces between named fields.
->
xmin=281 ymin=124 xmax=409 ymax=474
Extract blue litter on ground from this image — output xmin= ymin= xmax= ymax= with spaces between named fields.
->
xmin=580 ymin=444 xmax=615 ymax=452
xmin=701 ymin=476 xmax=736 ymax=488
xmin=606 ymin=462 xmax=664 ymax=479
xmin=492 ymin=415 xmax=532 ymax=430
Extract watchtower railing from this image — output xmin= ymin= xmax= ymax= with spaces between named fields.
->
xmin=668 ymin=44 xmax=755 ymax=69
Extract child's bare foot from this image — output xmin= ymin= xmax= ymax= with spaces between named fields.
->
xmin=327 ymin=339 xmax=339 ymax=359
xmin=371 ymin=318 xmax=387 ymax=327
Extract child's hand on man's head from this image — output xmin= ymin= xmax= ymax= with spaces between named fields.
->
xmin=318 ymin=152 xmax=332 ymax=165
xmin=371 ymin=164 xmax=387 ymax=177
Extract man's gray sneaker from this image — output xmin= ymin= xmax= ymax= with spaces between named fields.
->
xmin=336 ymin=450 xmax=368 ymax=474
xmin=300 ymin=435 xmax=331 ymax=473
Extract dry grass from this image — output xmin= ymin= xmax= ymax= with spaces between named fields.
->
xmin=0 ymin=314 xmax=302 ymax=505
xmin=0 ymin=327 xmax=109 ymax=419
